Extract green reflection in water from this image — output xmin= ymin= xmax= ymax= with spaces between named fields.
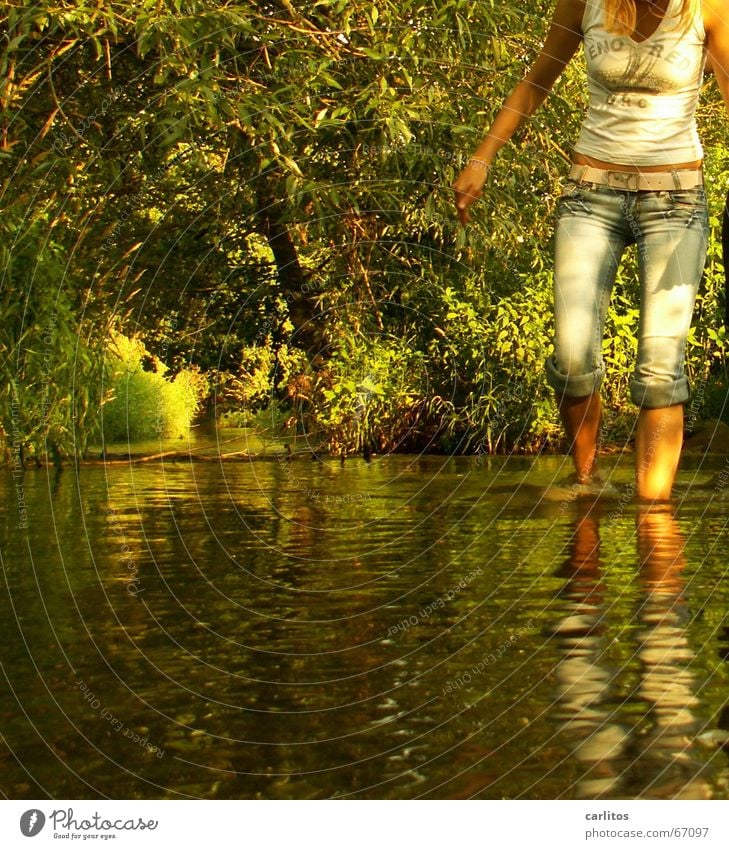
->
xmin=0 ymin=455 xmax=728 ymax=799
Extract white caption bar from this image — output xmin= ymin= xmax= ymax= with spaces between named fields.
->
xmin=2 ymin=800 xmax=728 ymax=848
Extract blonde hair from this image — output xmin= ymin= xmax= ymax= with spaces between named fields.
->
xmin=603 ymin=0 xmax=700 ymax=35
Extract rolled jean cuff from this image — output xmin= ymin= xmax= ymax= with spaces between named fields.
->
xmin=629 ymin=375 xmax=689 ymax=409
xmin=544 ymin=355 xmax=604 ymax=399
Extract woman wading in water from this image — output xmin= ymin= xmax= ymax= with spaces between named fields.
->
xmin=453 ymin=0 xmax=729 ymax=500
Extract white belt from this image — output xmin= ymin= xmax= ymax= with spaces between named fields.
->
xmin=568 ymin=164 xmax=703 ymax=191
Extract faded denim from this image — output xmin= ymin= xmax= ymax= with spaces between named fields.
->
xmin=545 ymin=179 xmax=709 ymax=408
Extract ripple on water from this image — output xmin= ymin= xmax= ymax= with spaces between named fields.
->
xmin=1 ymin=457 xmax=729 ymax=799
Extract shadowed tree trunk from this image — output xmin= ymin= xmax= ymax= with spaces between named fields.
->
xmin=255 ymin=186 xmax=322 ymax=358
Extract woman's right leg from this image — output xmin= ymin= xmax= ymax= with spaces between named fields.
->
xmin=559 ymin=392 xmax=602 ymax=483
xmin=546 ymin=183 xmax=626 ymax=481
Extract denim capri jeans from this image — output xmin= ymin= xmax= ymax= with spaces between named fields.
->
xmin=545 ymin=178 xmax=709 ymax=408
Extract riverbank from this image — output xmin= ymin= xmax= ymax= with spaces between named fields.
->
xmin=3 ymin=417 xmax=729 ymax=469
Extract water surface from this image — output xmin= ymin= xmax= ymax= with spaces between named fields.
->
xmin=1 ymin=453 xmax=728 ymax=799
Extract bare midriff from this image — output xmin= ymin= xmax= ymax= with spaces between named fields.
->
xmin=571 ymin=152 xmax=703 ymax=172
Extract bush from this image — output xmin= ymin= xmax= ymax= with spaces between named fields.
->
xmin=101 ymin=334 xmax=204 ymax=442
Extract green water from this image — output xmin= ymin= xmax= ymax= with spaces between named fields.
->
xmin=1 ymin=454 xmax=728 ymax=799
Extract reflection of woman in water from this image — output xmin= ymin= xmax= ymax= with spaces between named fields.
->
xmin=554 ymin=502 xmax=710 ymax=798
xmin=453 ymin=0 xmax=729 ymax=500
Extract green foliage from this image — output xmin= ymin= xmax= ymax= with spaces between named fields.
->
xmin=427 ymin=276 xmax=561 ymax=453
xmin=0 ymin=218 xmax=107 ymax=462
xmin=311 ymin=331 xmax=427 ymax=454
xmin=2 ymin=0 xmax=728 ymax=456
xmin=101 ymin=334 xmax=204 ymax=442
xmin=217 ymin=345 xmax=277 ymax=415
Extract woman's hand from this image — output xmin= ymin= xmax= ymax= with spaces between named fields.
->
xmin=452 ymin=159 xmax=489 ymax=225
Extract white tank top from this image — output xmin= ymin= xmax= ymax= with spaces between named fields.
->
xmin=573 ymin=0 xmax=706 ymax=165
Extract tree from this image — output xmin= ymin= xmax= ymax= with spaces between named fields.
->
xmin=2 ymin=1 xmax=727 ymax=458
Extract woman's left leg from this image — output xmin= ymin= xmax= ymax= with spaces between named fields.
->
xmin=632 ymin=186 xmax=709 ymax=501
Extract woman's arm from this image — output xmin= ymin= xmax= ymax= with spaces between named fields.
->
xmin=705 ymin=0 xmax=729 ymax=331
xmin=453 ymin=0 xmax=585 ymax=224
xmin=705 ymin=0 xmax=729 ymax=111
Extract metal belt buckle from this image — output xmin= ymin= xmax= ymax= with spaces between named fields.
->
xmin=606 ymin=171 xmax=638 ymax=191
